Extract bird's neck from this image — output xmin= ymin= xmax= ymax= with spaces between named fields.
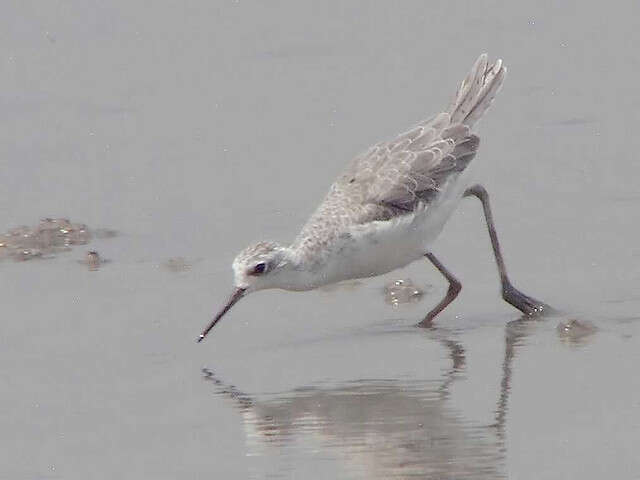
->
xmin=270 ymin=245 xmax=326 ymax=291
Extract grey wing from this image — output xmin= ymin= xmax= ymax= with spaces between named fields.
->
xmin=361 ymin=116 xmax=479 ymax=211
xmin=338 ymin=54 xmax=504 ymax=213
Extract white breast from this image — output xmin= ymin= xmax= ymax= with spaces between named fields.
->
xmin=320 ymin=172 xmax=471 ymax=286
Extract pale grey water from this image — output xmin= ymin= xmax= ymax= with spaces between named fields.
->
xmin=2 ymin=1 xmax=640 ymax=479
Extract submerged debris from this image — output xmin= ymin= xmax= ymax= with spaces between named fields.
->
xmin=86 ymin=251 xmax=100 ymax=270
xmin=163 ymin=257 xmax=192 ymax=273
xmin=77 ymin=250 xmax=110 ymax=271
xmin=0 ymin=218 xmax=115 ymax=262
xmin=384 ymin=279 xmax=425 ymax=306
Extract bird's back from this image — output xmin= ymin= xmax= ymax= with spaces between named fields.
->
xmin=293 ymin=54 xmax=506 ymax=264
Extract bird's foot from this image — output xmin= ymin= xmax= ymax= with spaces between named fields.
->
xmin=502 ymin=283 xmax=550 ymax=316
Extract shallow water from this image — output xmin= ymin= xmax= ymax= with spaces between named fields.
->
xmin=2 ymin=1 xmax=640 ymax=479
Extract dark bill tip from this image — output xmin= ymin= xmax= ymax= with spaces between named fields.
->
xmin=196 ymin=287 xmax=246 ymax=343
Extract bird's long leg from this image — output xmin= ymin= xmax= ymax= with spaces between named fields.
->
xmin=464 ymin=184 xmax=549 ymax=315
xmin=418 ymin=253 xmax=462 ymax=327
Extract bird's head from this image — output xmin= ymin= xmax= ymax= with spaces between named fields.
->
xmin=231 ymin=241 xmax=290 ymax=292
xmin=197 ymin=241 xmax=291 ymax=342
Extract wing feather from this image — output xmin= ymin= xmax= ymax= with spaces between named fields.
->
xmin=294 ymin=54 xmax=506 ymax=256
xmin=342 ymin=53 xmax=505 ymax=211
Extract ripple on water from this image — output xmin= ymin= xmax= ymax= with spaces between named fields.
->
xmin=384 ymin=279 xmax=426 ymax=306
xmin=556 ymin=318 xmax=597 ymax=346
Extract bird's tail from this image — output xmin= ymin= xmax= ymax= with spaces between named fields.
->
xmin=448 ymin=53 xmax=506 ymax=129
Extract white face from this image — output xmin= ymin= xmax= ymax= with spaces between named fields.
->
xmin=231 ymin=242 xmax=288 ymax=292
xmin=232 ymin=257 xmax=270 ymax=291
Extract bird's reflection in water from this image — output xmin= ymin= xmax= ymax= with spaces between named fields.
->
xmin=492 ymin=316 xmax=534 ymax=440
xmin=492 ymin=313 xmax=596 ymax=440
xmin=203 ymin=314 xmax=587 ymax=479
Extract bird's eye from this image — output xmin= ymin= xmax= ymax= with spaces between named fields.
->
xmin=250 ymin=262 xmax=267 ymax=275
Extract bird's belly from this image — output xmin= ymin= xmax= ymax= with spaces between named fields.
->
xmin=321 ymin=215 xmax=442 ymax=284
xmin=313 ymin=174 xmax=470 ymax=287
xmin=349 ymin=232 xmax=426 ymax=278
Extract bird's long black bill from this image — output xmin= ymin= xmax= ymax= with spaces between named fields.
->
xmin=197 ymin=287 xmax=246 ymax=343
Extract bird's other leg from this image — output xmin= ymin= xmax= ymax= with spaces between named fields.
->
xmin=418 ymin=253 xmax=462 ymax=327
xmin=464 ymin=184 xmax=549 ymax=316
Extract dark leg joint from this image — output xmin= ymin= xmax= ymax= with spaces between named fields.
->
xmin=418 ymin=253 xmax=462 ymax=327
xmin=502 ymin=282 xmax=550 ymax=316
xmin=448 ymin=278 xmax=462 ymax=298
xmin=464 ymin=183 xmax=489 ymax=201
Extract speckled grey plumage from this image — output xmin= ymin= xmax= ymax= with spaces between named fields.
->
xmin=292 ymin=54 xmax=506 ymax=260
xmin=198 ymin=54 xmax=509 ymax=341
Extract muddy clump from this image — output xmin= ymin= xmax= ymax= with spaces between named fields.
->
xmin=0 ymin=218 xmax=115 ymax=262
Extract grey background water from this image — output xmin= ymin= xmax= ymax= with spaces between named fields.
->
xmin=2 ymin=1 xmax=639 ymax=478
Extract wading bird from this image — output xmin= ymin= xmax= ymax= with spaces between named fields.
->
xmin=198 ymin=54 xmax=548 ymax=342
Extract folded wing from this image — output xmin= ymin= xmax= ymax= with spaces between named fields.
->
xmin=341 ymin=54 xmax=505 ymax=213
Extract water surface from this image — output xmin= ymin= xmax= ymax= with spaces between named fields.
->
xmin=1 ymin=1 xmax=639 ymax=479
